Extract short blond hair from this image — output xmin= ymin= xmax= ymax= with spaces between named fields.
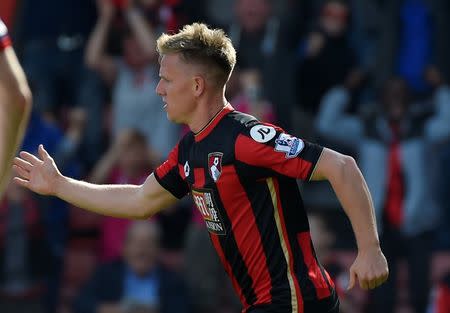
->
xmin=157 ymin=23 xmax=236 ymax=86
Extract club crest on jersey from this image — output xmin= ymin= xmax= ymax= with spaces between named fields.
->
xmin=274 ymin=133 xmax=304 ymax=158
xmin=208 ymin=152 xmax=223 ymax=182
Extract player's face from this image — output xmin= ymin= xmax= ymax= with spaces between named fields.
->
xmin=156 ymin=53 xmax=197 ymax=124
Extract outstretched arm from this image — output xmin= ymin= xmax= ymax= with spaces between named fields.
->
xmin=311 ymin=148 xmax=389 ymax=290
xmin=13 ymin=145 xmax=178 ymax=219
xmin=0 ymin=19 xmax=32 ymax=196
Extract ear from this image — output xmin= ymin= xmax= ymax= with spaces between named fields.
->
xmin=193 ymin=75 xmax=206 ymax=97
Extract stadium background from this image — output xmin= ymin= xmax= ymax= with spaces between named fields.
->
xmin=0 ymin=0 xmax=449 ymax=312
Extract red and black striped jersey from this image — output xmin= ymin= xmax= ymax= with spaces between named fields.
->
xmin=0 ymin=20 xmax=11 ymax=50
xmin=155 ymin=104 xmax=338 ymax=313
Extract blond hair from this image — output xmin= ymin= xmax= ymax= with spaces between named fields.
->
xmin=156 ymin=23 xmax=237 ymax=86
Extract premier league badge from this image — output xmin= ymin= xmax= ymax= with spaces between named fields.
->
xmin=208 ymin=152 xmax=223 ymax=182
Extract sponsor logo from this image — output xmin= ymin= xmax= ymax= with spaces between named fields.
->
xmin=192 ymin=189 xmax=226 ymax=235
xmin=208 ymin=152 xmax=223 ymax=182
xmin=274 ymin=133 xmax=304 ymax=158
xmin=250 ymin=124 xmax=276 ymax=143
xmin=184 ymin=161 xmax=190 ymax=177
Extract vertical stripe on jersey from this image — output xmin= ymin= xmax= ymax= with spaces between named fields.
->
xmin=193 ymin=167 xmax=205 ymax=188
xmin=297 ymin=232 xmax=332 ymax=299
xmin=267 ymin=177 xmax=303 ymax=313
xmin=216 ymin=165 xmax=273 ymax=305
xmin=210 ymin=234 xmax=248 ymax=308
xmin=235 ymin=164 xmax=294 ymax=308
xmin=192 ymin=166 xmax=254 ymax=307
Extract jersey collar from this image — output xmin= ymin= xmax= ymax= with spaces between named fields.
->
xmin=194 ymin=103 xmax=234 ymax=142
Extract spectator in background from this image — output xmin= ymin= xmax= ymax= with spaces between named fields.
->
xmin=0 ymin=180 xmax=50 ymax=313
xmin=295 ymin=0 xmax=359 ymax=117
xmin=86 ymin=0 xmax=179 ymax=160
xmin=228 ymin=0 xmax=294 ymax=131
xmin=15 ymin=0 xmax=104 ymax=168
xmin=20 ymin=108 xmax=85 ymax=313
xmin=227 ymin=68 xmax=276 ymax=123
xmin=15 ymin=0 xmax=96 ymax=118
xmin=396 ymin=0 xmax=434 ymax=96
xmin=317 ymin=74 xmax=450 ymax=313
xmin=73 ymin=221 xmax=190 ymax=313
xmin=429 ymin=273 xmax=450 ymax=313
xmin=89 ymin=129 xmax=154 ymax=263
xmin=374 ymin=0 xmax=450 ymax=98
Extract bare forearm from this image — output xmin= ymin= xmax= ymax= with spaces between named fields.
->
xmin=0 ymin=48 xmax=32 ymax=194
xmin=0 ymin=102 xmax=30 ymax=193
xmin=329 ymin=157 xmax=380 ymax=250
xmin=54 ymin=175 xmax=147 ymax=219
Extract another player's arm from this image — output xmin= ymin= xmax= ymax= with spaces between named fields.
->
xmin=13 ymin=145 xmax=177 ymax=219
xmin=311 ymin=148 xmax=388 ymax=289
xmin=0 ymin=20 xmax=32 ymax=195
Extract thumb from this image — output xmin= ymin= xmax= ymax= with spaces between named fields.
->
xmin=38 ymin=144 xmax=49 ymax=160
xmin=347 ymin=268 xmax=356 ymax=290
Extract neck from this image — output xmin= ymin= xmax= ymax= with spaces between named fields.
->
xmin=188 ymin=92 xmax=228 ymax=133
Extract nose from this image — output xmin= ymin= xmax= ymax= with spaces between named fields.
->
xmin=156 ymin=80 xmax=164 ymax=96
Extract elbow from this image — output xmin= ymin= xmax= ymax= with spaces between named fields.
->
xmin=138 ymin=208 xmax=155 ymax=220
xmin=134 ymin=188 xmax=157 ymax=220
xmin=13 ymin=84 xmax=32 ymax=115
xmin=338 ymin=155 xmax=359 ymax=181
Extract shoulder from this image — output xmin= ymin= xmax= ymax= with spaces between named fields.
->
xmin=225 ymin=110 xmax=281 ymax=142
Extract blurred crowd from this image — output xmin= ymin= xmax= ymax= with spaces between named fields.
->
xmin=0 ymin=0 xmax=449 ymax=312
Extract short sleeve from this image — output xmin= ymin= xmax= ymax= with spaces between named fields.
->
xmin=235 ymin=123 xmax=323 ymax=181
xmin=0 ymin=25 xmax=11 ymax=50
xmin=154 ymin=144 xmax=189 ymax=199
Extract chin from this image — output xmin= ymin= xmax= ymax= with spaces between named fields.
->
xmin=166 ymin=112 xmax=181 ymax=124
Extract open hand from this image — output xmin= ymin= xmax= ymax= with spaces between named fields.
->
xmin=347 ymin=246 xmax=389 ymax=290
xmin=12 ymin=144 xmax=62 ymax=196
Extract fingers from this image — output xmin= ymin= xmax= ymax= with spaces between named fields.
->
xmin=38 ymin=144 xmax=50 ymax=160
xmin=13 ymin=164 xmax=30 ymax=180
xmin=356 ymin=271 xmax=389 ymax=291
xmin=19 ymin=151 xmax=42 ymax=164
xmin=359 ymin=276 xmax=369 ymax=290
xmin=374 ymin=271 xmax=389 ymax=287
xmin=13 ymin=177 xmax=30 ymax=188
xmin=347 ymin=268 xmax=356 ymax=290
xmin=13 ymin=157 xmax=32 ymax=171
